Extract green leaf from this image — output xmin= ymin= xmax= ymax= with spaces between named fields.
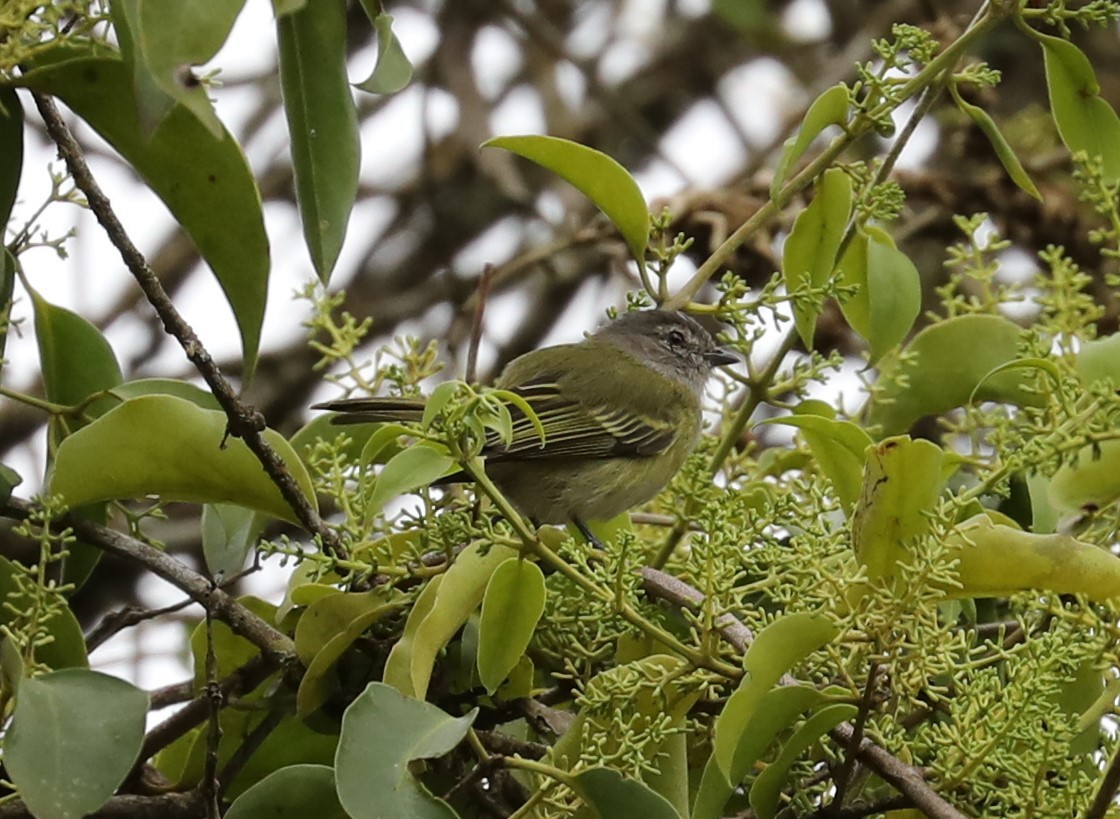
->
xmin=105 ymin=377 xmax=221 ymax=411
xmin=483 ymin=135 xmax=649 ymax=267
xmin=572 ymin=767 xmax=682 ymax=819
xmin=189 ymin=596 xmax=278 ymax=689
xmin=865 ymin=314 xmax=1043 ymax=435
xmin=336 ymin=682 xmax=476 ymax=819
xmin=713 ymin=612 xmax=838 ymax=780
xmin=272 ymin=0 xmax=307 ymax=14
xmin=296 ymin=591 xmax=404 ymax=717
xmin=278 ymin=0 xmax=360 ymax=281
xmin=0 ymin=86 xmax=23 ymax=228
xmin=384 ymin=542 xmax=516 ymax=699
xmin=851 ymin=436 xmax=944 ymax=579
xmin=782 ymin=167 xmax=852 ymax=348
xmin=0 ymin=554 xmax=87 ymax=669
xmin=226 ymin=764 xmax=347 ymax=819
xmin=692 ymin=685 xmax=824 ymax=819
xmin=760 ymin=413 xmax=871 ymax=511
xmin=477 ymin=557 xmax=546 ymax=692
xmin=858 ymin=229 xmax=921 ymax=364
xmin=354 ymin=10 xmax=414 ymax=94
xmin=952 ymin=87 xmax=1041 ymax=200
xmin=1076 ymin=333 xmax=1120 ymax=388
xmin=1050 ymin=440 xmax=1120 ymax=517
xmin=1040 ymin=34 xmax=1120 ymax=182
xmin=201 ymin=503 xmax=264 ymax=578
xmin=5 ymin=669 xmax=148 ymax=819
xmin=17 ymin=48 xmax=270 ymax=378
xmin=749 ymin=704 xmax=858 ymax=819
xmin=49 ymin=395 xmax=317 ymax=524
xmin=365 ymin=443 xmax=456 ymax=521
xmin=0 ymin=462 xmax=21 ymax=503
xmin=31 ymin=287 xmax=123 ymax=423
xmin=771 ymin=83 xmax=850 ymax=197
xmin=0 ymin=249 xmax=15 ymax=382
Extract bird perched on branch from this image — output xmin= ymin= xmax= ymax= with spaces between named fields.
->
xmin=315 ymin=309 xmax=736 ymax=540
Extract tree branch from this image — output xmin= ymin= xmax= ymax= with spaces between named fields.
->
xmin=29 ymin=91 xmax=344 ymax=560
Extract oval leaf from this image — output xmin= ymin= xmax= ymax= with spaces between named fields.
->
xmin=1050 ymin=439 xmax=1120 ymax=517
xmin=336 ymin=682 xmax=475 ymax=819
xmin=355 ymin=10 xmax=414 ymax=94
xmin=782 ymin=167 xmax=853 ymax=348
xmin=226 ymin=764 xmax=347 ymax=819
xmin=49 ymin=394 xmax=317 ymax=524
xmin=771 ymin=83 xmax=850 ymax=196
xmin=760 ymin=413 xmax=872 ymax=511
xmin=1040 ymin=34 xmax=1120 ymax=182
xmin=851 ymin=436 xmax=944 ymax=579
xmin=5 ymin=669 xmax=148 ymax=819
xmin=18 ymin=48 xmax=271 ymax=378
xmin=483 ymin=135 xmax=649 ymax=266
xmin=573 ymin=767 xmax=682 ymax=819
xmin=365 ymin=443 xmax=455 ymax=520
xmin=278 ymin=0 xmax=360 ymax=280
xmin=202 ymin=502 xmax=264 ymax=578
xmin=865 ymin=314 xmax=1044 ymax=435
xmin=477 ymin=557 xmax=546 ymax=692
xmin=862 ymin=231 xmax=921 ymax=364
xmin=713 ymin=612 xmax=838 ymax=780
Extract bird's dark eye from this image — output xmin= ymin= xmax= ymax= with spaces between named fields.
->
xmin=666 ymin=329 xmax=686 ymax=347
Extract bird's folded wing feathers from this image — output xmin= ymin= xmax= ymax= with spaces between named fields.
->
xmin=486 ymin=379 xmax=677 ymax=460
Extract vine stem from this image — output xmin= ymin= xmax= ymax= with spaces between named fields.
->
xmin=29 ymin=91 xmax=346 ymax=560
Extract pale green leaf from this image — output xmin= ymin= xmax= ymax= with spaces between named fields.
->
xmin=477 ymin=558 xmax=546 ymax=692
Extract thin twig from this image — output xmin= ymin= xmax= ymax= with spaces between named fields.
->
xmin=216 ymin=708 xmax=286 ymax=799
xmin=1087 ymin=740 xmax=1120 ymax=819
xmin=201 ymin=596 xmax=222 ymax=819
xmin=30 ymin=91 xmax=345 ymax=560
xmin=465 ymin=264 xmax=495 ymax=384
xmin=829 ymin=663 xmax=880 ymax=815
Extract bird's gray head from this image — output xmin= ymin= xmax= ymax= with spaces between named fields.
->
xmin=594 ymin=310 xmax=737 ymax=395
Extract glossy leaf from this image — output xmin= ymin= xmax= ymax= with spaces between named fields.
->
xmin=32 ymin=287 xmax=122 ymax=420
xmin=5 ymin=669 xmax=148 ymax=819
xmin=952 ymin=89 xmax=1041 ymax=200
xmin=0 ymin=86 xmax=23 ymax=228
xmin=771 ymin=83 xmax=850 ymax=196
xmin=837 ymin=227 xmax=921 ymax=364
xmin=760 ymin=413 xmax=871 ymax=511
xmin=483 ymin=135 xmax=649 ymax=266
xmin=693 ymin=685 xmax=824 ymax=818
xmin=942 ymin=514 xmax=1120 ymax=602
xmin=1040 ymin=34 xmax=1120 ymax=182
xmin=714 ymin=612 xmax=838 ymax=780
xmin=226 ymin=764 xmax=347 ymax=819
xmin=355 ymin=10 xmax=414 ymax=94
xmin=278 ymin=0 xmax=360 ymax=281
xmin=852 ymin=436 xmax=943 ymax=579
xmin=50 ymin=395 xmax=317 ymax=524
xmin=336 ymin=682 xmax=475 ymax=819
xmin=865 ymin=314 xmax=1042 ymax=435
xmin=573 ymin=767 xmax=682 ymax=819
xmin=296 ymin=591 xmax=403 ymax=717
xmin=201 ymin=503 xmax=263 ymax=578
xmin=384 ymin=542 xmax=516 ymax=698
xmin=365 ymin=443 xmax=455 ymax=521
xmin=18 ymin=48 xmax=270 ymax=378
xmin=477 ymin=557 xmax=546 ymax=692
xmin=0 ymin=249 xmax=15 ymax=381
xmin=782 ymin=168 xmax=852 ymax=348
xmin=749 ymin=704 xmax=858 ymax=819
xmin=0 ymin=554 xmax=86 ymax=669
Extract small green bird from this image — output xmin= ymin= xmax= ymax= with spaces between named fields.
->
xmin=315 ymin=309 xmax=736 ymax=538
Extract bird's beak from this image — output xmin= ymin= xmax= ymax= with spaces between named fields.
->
xmin=705 ymin=347 xmax=739 ymax=366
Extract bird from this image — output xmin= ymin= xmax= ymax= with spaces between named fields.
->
xmin=314 ymin=309 xmax=737 ymax=540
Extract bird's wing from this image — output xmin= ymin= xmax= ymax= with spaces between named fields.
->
xmin=485 ymin=377 xmax=678 ymax=461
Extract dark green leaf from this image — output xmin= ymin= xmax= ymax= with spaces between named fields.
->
xmin=226 ymin=765 xmax=347 ymax=819
xmin=477 ymin=557 xmax=546 ymax=692
xmin=336 ymin=682 xmax=476 ymax=819
xmin=483 ymin=135 xmax=649 ymax=266
xmin=0 ymin=462 xmax=21 ymax=503
xmin=1040 ymin=34 xmax=1120 ymax=181
xmin=49 ymin=395 xmax=318 ymax=524
xmin=0 ymin=86 xmax=23 ymax=228
xmin=771 ymin=84 xmax=850 ymax=196
xmin=18 ymin=48 xmax=270 ymax=378
xmin=782 ymin=168 xmax=852 ymax=348
xmin=278 ymin=0 xmax=360 ymax=280
xmin=5 ymin=669 xmax=148 ymax=819
xmin=355 ymin=10 xmax=414 ymax=94
xmin=0 ymin=250 xmax=14 ymax=381
xmin=573 ymin=767 xmax=682 ymax=819
xmin=272 ymin=0 xmax=307 ymax=14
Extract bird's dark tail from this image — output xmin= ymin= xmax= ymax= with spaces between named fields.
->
xmin=312 ymin=396 xmax=427 ymax=424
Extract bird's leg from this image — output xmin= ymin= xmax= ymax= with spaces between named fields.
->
xmin=572 ymin=517 xmax=605 ymax=549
